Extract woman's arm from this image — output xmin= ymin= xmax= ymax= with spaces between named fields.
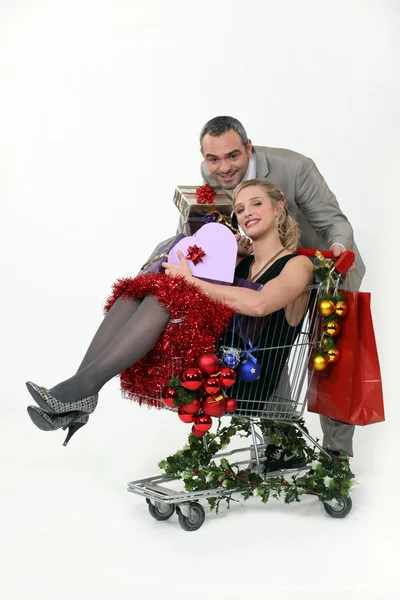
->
xmin=162 ymin=252 xmax=314 ymax=317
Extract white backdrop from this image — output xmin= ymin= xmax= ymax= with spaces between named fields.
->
xmin=1 ymin=1 xmax=398 ymax=599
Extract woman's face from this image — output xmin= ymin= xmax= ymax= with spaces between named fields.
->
xmin=234 ymin=185 xmax=282 ymax=240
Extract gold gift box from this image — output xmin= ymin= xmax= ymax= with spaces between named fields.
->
xmin=173 ymin=185 xmax=233 ymax=220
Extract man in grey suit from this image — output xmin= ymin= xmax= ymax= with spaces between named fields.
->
xmin=198 ymin=115 xmax=365 ymax=467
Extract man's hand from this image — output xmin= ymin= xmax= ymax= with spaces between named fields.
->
xmin=236 ymin=233 xmax=253 ymax=258
xmin=162 ymin=250 xmax=194 ymax=280
xmin=329 ymin=243 xmax=356 ymax=271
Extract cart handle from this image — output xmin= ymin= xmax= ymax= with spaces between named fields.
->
xmin=297 ymin=248 xmax=355 ymax=276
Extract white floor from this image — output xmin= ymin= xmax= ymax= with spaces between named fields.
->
xmin=1 ymin=383 xmax=396 ymax=600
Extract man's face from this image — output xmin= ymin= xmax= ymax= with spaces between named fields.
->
xmin=201 ymin=130 xmax=253 ymax=190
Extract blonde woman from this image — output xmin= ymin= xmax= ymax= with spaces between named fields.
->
xmin=26 ymin=180 xmax=313 ymax=458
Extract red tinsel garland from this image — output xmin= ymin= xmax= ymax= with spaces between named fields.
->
xmin=104 ymin=273 xmax=233 ymax=407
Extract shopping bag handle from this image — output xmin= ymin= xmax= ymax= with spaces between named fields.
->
xmin=297 ymin=248 xmax=355 ymax=276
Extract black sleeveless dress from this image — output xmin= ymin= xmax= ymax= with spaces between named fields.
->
xmin=219 ymin=254 xmax=305 ymax=415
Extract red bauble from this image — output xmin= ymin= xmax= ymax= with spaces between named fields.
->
xmin=225 ymin=398 xmax=238 ymax=413
xmin=177 ymin=406 xmax=195 ymax=423
xmin=202 ymin=394 xmax=226 ymax=417
xmin=194 ymin=414 xmax=213 ymax=432
xmin=182 ymin=398 xmax=201 ymax=414
xmin=203 ymin=376 xmax=221 ymax=395
xmin=219 ymin=367 xmax=237 ymax=388
xmin=195 ymin=353 xmax=220 ymax=376
xmin=191 ymin=424 xmax=206 ymax=437
xmin=180 ymin=367 xmax=203 ymax=391
xmin=161 ymin=386 xmax=178 ymax=408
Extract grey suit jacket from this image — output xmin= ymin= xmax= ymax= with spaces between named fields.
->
xmin=200 ymin=145 xmax=365 ymax=289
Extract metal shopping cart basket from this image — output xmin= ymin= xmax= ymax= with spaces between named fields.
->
xmin=127 ymin=249 xmax=356 ymax=530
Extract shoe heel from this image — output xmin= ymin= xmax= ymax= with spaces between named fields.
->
xmin=62 ymin=419 xmax=88 ymax=446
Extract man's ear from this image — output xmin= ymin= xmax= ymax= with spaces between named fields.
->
xmin=245 ymin=139 xmax=253 ymax=159
xmin=200 ymin=146 xmax=204 ymax=158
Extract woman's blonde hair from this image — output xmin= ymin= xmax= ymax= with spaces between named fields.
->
xmin=232 ymin=179 xmax=300 ymax=252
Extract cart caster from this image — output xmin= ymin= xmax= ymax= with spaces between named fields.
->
xmin=323 ymin=496 xmax=352 ymax=519
xmin=146 ymin=498 xmax=175 ymax=521
xmin=176 ymin=502 xmax=205 ymax=531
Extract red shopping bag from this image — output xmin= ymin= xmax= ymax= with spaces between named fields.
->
xmin=308 ymin=290 xmax=384 ymax=426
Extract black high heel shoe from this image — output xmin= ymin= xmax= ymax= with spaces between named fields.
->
xmin=26 ymin=381 xmax=98 ymax=415
xmin=27 ymin=405 xmax=89 ymax=446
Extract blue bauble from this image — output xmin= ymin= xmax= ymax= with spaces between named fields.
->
xmin=220 ymin=347 xmax=241 ymax=369
xmin=222 ymin=353 xmax=240 ymax=368
xmin=237 ymin=358 xmax=261 ymax=382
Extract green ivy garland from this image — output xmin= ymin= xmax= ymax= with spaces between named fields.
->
xmin=159 ymin=417 xmax=354 ymax=512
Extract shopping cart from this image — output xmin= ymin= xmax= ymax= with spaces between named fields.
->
xmin=127 ymin=249 xmax=355 ymax=530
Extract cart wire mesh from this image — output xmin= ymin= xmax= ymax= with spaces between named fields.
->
xmin=122 ymin=283 xmax=323 ymax=419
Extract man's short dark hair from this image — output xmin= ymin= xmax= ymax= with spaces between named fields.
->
xmin=200 ymin=116 xmax=248 ymax=147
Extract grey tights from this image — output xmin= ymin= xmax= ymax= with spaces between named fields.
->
xmin=49 ymin=295 xmax=170 ymax=403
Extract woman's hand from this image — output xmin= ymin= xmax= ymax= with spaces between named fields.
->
xmin=162 ymin=250 xmax=194 ymax=281
xmin=236 ymin=233 xmax=253 ymax=258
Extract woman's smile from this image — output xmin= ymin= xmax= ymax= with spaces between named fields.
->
xmin=245 ymin=217 xmax=261 ymax=229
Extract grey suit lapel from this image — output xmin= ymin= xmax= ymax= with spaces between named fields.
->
xmin=254 ymin=147 xmax=270 ymax=180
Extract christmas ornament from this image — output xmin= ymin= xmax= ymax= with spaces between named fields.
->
xmin=323 ymin=319 xmax=341 ymax=337
xmin=225 ymin=398 xmax=238 ymax=413
xmin=335 ymin=299 xmax=349 ymax=318
xmin=177 ymin=407 xmax=195 ymax=423
xmin=194 ymin=414 xmax=213 ymax=432
xmin=234 ymin=323 xmax=261 ymax=382
xmin=195 ymin=353 xmax=220 ymax=376
xmin=202 ymin=394 xmax=226 ymax=417
xmin=311 ymin=353 xmax=329 ymax=371
xmin=219 ymin=346 xmax=241 ymax=368
xmin=237 ymin=358 xmax=261 ymax=382
xmin=204 ymin=376 xmax=221 ymax=395
xmin=161 ymin=386 xmax=178 ymax=408
xmin=320 ymin=336 xmax=330 ymax=350
xmin=180 ymin=367 xmax=203 ymax=391
xmin=327 ymin=347 xmax=341 ymax=363
xmin=183 ymin=398 xmax=201 ymax=414
xmin=219 ymin=367 xmax=237 ymax=388
xmin=191 ymin=424 xmax=206 ymax=437
xmin=318 ymin=298 xmax=336 ymax=317
xmin=313 ymin=250 xmax=336 ymax=288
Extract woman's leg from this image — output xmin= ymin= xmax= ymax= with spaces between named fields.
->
xmin=75 ymin=296 xmax=142 ymax=372
xmin=49 ymin=296 xmax=170 ymax=403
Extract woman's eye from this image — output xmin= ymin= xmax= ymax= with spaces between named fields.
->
xmin=236 ymin=208 xmax=244 ymax=214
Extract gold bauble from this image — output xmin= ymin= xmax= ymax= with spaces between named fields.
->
xmin=323 ymin=320 xmax=341 ymax=337
xmin=311 ymin=354 xmax=329 ymax=371
xmin=335 ymin=300 xmax=349 ymax=318
xmin=318 ymin=299 xmax=336 ymax=317
xmin=320 ymin=337 xmax=330 ymax=350
xmin=327 ymin=347 xmax=341 ymax=363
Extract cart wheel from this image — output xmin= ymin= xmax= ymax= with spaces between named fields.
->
xmin=323 ymin=496 xmax=352 ymax=519
xmin=147 ymin=500 xmax=175 ymax=521
xmin=177 ymin=503 xmax=205 ymax=531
